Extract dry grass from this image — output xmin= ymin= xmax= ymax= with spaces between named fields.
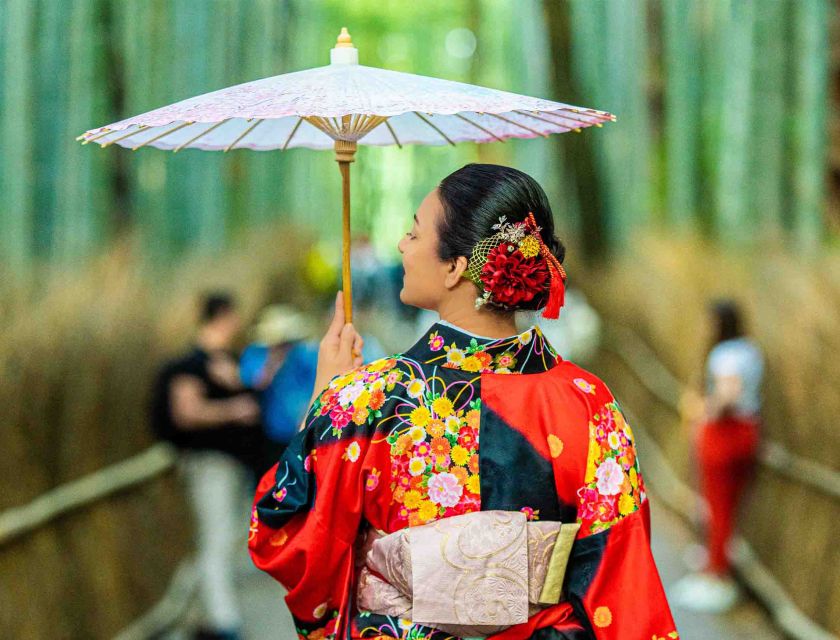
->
xmin=0 ymin=222 xmax=321 ymax=638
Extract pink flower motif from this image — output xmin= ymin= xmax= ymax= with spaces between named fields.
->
xmin=272 ymin=486 xmax=287 ymax=502
xmin=574 ymin=378 xmax=596 ymax=394
xmin=428 ymin=332 xmax=445 ymax=352
xmin=427 ymin=472 xmax=463 ymax=508
xmin=414 ymin=442 xmax=431 ymax=457
xmin=595 ymin=495 xmax=618 ymax=521
xmin=329 ymin=405 xmax=354 ymax=430
xmin=365 ymin=468 xmax=381 ymax=492
xmin=520 ymin=506 xmax=540 ymax=521
xmin=594 ymin=424 xmax=608 ymax=442
xmin=304 ymin=455 xmax=313 ymax=472
xmin=577 ymin=487 xmax=600 ymax=520
xmin=594 ymin=457 xmax=624 ymax=496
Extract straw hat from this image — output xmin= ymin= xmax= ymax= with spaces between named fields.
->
xmin=252 ymin=305 xmax=312 ymax=345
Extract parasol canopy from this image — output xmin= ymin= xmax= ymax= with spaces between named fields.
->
xmin=79 ymin=28 xmax=614 ymax=320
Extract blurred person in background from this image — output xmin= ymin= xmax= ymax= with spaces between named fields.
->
xmin=150 ymin=292 xmax=262 ymax=640
xmin=673 ymin=299 xmax=764 ymax=614
xmin=240 ymin=304 xmax=319 ymax=458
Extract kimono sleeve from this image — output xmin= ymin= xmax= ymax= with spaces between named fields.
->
xmin=565 ymin=389 xmax=679 ymax=640
xmin=248 ymin=376 xmax=378 ymax=640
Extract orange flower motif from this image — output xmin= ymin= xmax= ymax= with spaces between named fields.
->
xmin=475 ymin=351 xmax=493 ymax=369
xmin=352 ymin=406 xmax=369 ymax=425
xmin=451 ymin=466 xmax=469 ymax=485
xmin=466 ymin=409 xmax=481 ymax=429
xmin=269 ymin=531 xmax=288 ymax=546
xmin=369 ymin=389 xmax=386 ymax=410
xmin=430 ymin=437 xmax=451 ymax=457
xmin=468 ymin=453 xmax=480 ymax=474
xmin=427 ymin=419 xmax=446 ymax=437
xmin=395 ymin=434 xmax=413 ymax=454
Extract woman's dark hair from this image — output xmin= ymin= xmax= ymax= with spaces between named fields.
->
xmin=710 ymin=299 xmax=744 ymax=346
xmin=437 ymin=163 xmax=565 ymax=312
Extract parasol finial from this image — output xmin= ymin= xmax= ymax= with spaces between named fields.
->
xmin=336 ymin=27 xmax=353 ymax=47
xmin=331 ymin=27 xmax=358 ymax=65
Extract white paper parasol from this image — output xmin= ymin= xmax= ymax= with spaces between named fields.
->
xmin=79 ymin=28 xmax=614 ymax=320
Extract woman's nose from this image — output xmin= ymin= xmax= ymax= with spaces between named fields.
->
xmin=397 ymin=237 xmax=405 ymax=254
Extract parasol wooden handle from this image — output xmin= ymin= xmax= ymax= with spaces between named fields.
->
xmin=335 ymin=140 xmax=357 ymax=324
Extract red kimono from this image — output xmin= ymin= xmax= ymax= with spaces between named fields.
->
xmin=249 ymin=322 xmax=678 ymax=640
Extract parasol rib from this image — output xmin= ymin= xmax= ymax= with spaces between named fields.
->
xmin=174 ymin=120 xmax=227 ymax=153
xmin=514 ymin=110 xmax=583 ymax=132
xmin=80 ymin=128 xmax=113 ymax=144
xmin=414 ymin=112 xmax=456 ymax=146
xmin=527 ymin=109 xmax=602 ymax=128
xmin=282 ymin=117 xmax=304 ymax=150
xmin=383 ymin=120 xmax=402 ymax=148
xmin=101 ymin=125 xmax=149 ymax=148
xmin=454 ymin=113 xmax=505 ymax=142
xmin=485 ymin=113 xmax=549 ymax=138
xmin=224 ymin=119 xmax=264 ymax=152
xmin=131 ymin=122 xmax=194 ymax=151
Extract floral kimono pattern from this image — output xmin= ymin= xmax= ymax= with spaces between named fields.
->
xmin=249 ymin=322 xmax=678 ymax=640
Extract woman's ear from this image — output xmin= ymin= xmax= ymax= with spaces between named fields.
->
xmin=444 ymin=256 xmax=469 ymax=289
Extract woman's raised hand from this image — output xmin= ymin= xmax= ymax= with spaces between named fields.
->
xmin=314 ymin=291 xmax=364 ymax=391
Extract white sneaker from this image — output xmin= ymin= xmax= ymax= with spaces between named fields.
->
xmin=670 ymin=572 xmax=739 ymax=614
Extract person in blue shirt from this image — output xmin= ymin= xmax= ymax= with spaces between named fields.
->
xmin=241 ymin=304 xmax=386 ymax=451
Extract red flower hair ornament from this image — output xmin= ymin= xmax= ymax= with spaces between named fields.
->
xmin=464 ymin=213 xmax=566 ymax=318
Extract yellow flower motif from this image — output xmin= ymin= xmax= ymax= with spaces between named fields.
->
xmin=408 ymin=457 xmax=427 ymax=476
xmin=353 ymin=390 xmax=371 ymax=409
xmin=409 ymin=426 xmax=426 ymax=443
xmin=466 ymin=474 xmax=481 ymax=495
xmin=418 ymin=500 xmax=438 ymax=521
xmin=407 ymin=378 xmax=426 ymax=399
xmin=410 ymin=406 xmax=431 ymax=427
xmin=446 ymin=347 xmax=465 ymax=365
xmin=547 ymin=434 xmax=564 ymax=458
xmin=403 ymin=489 xmax=422 ymax=509
xmin=518 ymin=235 xmax=540 ymax=258
xmin=445 ymin=415 xmax=461 ymax=434
xmin=331 ymin=373 xmax=354 ymax=389
xmin=432 ymin=396 xmax=454 ymax=418
xmin=629 ymin=467 xmax=639 ymax=490
xmin=585 ymin=435 xmax=599 ymax=480
xmin=451 ymin=444 xmax=470 ymax=466
xmin=593 ymin=606 xmax=612 ymax=628
xmin=461 ymin=356 xmax=482 ymax=372
xmin=344 ymin=441 xmax=361 ymax=462
xmin=518 ymin=330 xmax=533 ymax=345
xmin=618 ymin=493 xmax=637 ymax=516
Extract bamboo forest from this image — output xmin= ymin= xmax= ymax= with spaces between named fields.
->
xmin=0 ymin=1 xmax=838 ymax=639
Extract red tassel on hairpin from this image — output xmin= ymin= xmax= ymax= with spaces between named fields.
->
xmin=525 ymin=212 xmax=567 ymax=320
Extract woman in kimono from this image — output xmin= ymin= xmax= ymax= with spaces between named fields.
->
xmin=249 ymin=164 xmax=678 ymax=640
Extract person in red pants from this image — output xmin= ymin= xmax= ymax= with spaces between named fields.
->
xmin=674 ymin=300 xmax=763 ymax=613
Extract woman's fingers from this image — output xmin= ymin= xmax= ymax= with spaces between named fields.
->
xmin=339 ymin=322 xmax=357 ymax=356
xmin=326 ymin=291 xmax=345 ymax=339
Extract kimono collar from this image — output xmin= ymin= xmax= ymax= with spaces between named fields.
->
xmin=405 ymin=321 xmax=560 ymax=374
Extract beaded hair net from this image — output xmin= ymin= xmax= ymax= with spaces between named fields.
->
xmin=464 ymin=212 xmax=567 ymax=318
